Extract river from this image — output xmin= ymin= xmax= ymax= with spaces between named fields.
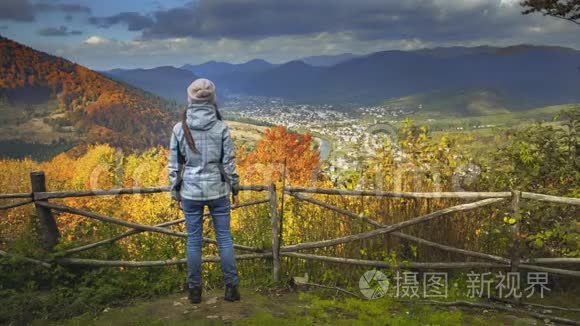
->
xmin=316 ymin=137 xmax=331 ymax=161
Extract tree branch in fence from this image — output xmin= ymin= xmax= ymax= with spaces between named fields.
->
xmin=34 ymin=185 xmax=269 ymax=200
xmin=282 ymin=252 xmax=509 ymax=269
xmin=285 ymin=187 xmax=512 ymax=199
xmin=0 ymin=250 xmax=52 ymax=268
xmin=37 ymin=201 xmax=186 ymax=237
xmin=63 ymin=217 xmax=187 ymax=255
xmin=391 ymin=231 xmax=511 ymax=264
xmin=377 ymin=232 xmax=580 ymax=272
xmin=55 ymin=253 xmax=272 ymax=267
xmin=0 ymin=199 xmax=33 ymax=210
xmin=288 ymin=191 xmax=513 ymax=263
xmin=294 ymin=281 xmax=363 ymax=299
xmin=269 ymin=183 xmax=281 ymax=282
xmin=521 ymin=192 xmax=580 ymax=206
xmin=35 ymin=186 xmax=170 ymax=200
xmin=517 ymin=263 xmax=580 ymax=278
xmin=0 ymin=193 xmax=32 ymax=200
xmin=61 ymin=199 xmax=270 ymax=255
xmin=524 ymin=258 xmax=580 ymax=264
xmin=282 ymin=195 xmax=504 ymax=252
xmin=239 ymin=185 xmax=270 ymax=191
xmin=491 ymin=297 xmax=580 ymax=313
xmin=286 ymin=194 xmax=580 ymax=277
xmin=284 ymin=252 xmax=580 ymax=277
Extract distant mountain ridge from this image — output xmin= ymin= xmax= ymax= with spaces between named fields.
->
xmin=211 ymin=44 xmax=580 ymax=110
xmin=0 ymin=35 xmax=177 ymax=150
xmin=104 ymin=44 xmax=580 ymax=115
xmin=298 ymin=53 xmax=360 ymax=66
xmin=180 ymin=59 xmax=276 ymax=77
xmin=105 ymin=66 xmax=198 ymax=103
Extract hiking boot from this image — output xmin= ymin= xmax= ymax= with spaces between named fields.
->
xmin=224 ymin=284 xmax=240 ymax=302
xmin=188 ymin=285 xmax=202 ymax=304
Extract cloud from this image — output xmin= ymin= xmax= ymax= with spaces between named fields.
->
xmin=0 ymin=0 xmax=90 ymax=22
xmin=29 ymin=0 xmax=579 ymax=69
xmin=37 ymin=25 xmax=83 ymax=37
xmin=85 ymin=0 xmax=565 ymax=44
xmin=89 ymin=12 xmax=155 ymax=31
xmin=34 ymin=2 xmax=91 ymax=14
xmin=83 ymin=36 xmax=112 ymax=45
xmin=55 ymin=32 xmax=434 ymax=69
xmin=0 ymin=0 xmax=36 ymax=21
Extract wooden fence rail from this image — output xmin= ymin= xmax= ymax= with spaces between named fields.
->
xmin=0 ymin=171 xmax=280 ymax=280
xmin=0 ymin=171 xmax=579 ymax=283
xmin=283 ymin=186 xmax=580 ymax=278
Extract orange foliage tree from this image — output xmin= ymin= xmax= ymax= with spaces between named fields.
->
xmin=238 ymin=126 xmax=320 ymax=186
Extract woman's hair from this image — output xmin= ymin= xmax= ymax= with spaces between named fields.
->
xmin=181 ymin=104 xmax=223 ymax=153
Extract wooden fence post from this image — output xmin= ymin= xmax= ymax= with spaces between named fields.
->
xmin=30 ymin=171 xmax=60 ymax=251
xmin=269 ymin=183 xmax=280 ymax=282
xmin=509 ymin=190 xmax=521 ymax=274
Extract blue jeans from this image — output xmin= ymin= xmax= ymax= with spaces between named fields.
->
xmin=182 ymin=195 xmax=239 ymax=287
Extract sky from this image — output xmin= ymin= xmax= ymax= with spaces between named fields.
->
xmin=0 ymin=0 xmax=578 ymax=70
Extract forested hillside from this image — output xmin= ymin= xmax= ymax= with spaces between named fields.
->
xmin=0 ymin=36 xmax=178 ymax=151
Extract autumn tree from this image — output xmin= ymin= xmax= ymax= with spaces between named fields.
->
xmin=238 ymin=126 xmax=320 ymax=185
xmin=0 ymin=36 xmax=177 ymax=150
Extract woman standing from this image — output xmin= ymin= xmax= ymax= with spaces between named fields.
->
xmin=168 ymin=78 xmax=240 ymax=303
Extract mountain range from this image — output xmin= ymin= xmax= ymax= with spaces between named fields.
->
xmin=178 ymin=54 xmax=358 ymax=77
xmin=181 ymin=59 xmax=275 ymax=78
xmin=1 ymin=35 xmax=578 ymax=160
xmin=105 ymin=66 xmax=198 ymax=104
xmin=107 ymin=45 xmax=580 ymax=112
xmin=298 ymin=53 xmax=360 ymax=66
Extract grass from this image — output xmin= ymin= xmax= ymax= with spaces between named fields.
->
xmin=383 ymin=87 xmax=516 ymax=116
xmin=225 ymin=120 xmax=268 ymax=151
xmin=405 ymin=103 xmax=578 ymax=131
xmin=49 ymin=287 xmax=579 ymax=326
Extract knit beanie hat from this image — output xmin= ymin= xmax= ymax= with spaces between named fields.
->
xmin=187 ymin=78 xmax=216 ymax=104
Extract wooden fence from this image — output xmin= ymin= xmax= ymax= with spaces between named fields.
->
xmin=1 ymin=171 xmax=579 ymax=282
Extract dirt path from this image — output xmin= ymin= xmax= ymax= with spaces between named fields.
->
xmin=57 ymin=288 xmax=299 ymax=325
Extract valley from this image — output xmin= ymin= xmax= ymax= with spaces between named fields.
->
xmin=222 ymin=94 xmax=576 ymax=173
xmin=0 ymin=35 xmax=577 ymax=174
xmin=1 ymin=2 xmax=579 ymax=325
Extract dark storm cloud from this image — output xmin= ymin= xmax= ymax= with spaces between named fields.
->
xmin=89 ymin=12 xmax=155 ymax=31
xmin=0 ymin=0 xmax=36 ymax=21
xmin=37 ymin=26 xmax=69 ymax=36
xmin=34 ymin=3 xmax=91 ymax=14
xmin=0 ymin=0 xmax=91 ymax=22
xmin=37 ymin=25 xmax=83 ymax=37
xmin=88 ymin=0 xmax=535 ymax=42
xmin=172 ymin=0 xmax=429 ymax=40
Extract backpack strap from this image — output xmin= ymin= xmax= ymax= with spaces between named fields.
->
xmin=218 ymin=136 xmax=227 ymax=183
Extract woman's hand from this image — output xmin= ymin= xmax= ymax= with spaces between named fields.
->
xmin=232 ymin=195 xmax=239 ymax=206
